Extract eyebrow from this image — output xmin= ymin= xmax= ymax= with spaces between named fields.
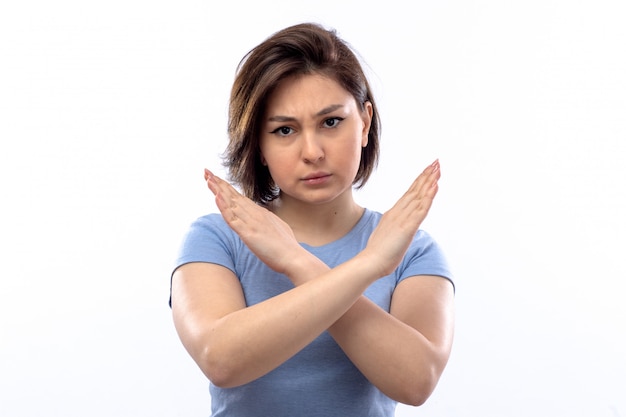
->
xmin=267 ymin=104 xmax=345 ymax=122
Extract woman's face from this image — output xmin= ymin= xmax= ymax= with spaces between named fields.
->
xmin=259 ymin=73 xmax=372 ymax=206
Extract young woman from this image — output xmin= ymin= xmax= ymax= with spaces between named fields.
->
xmin=170 ymin=22 xmax=455 ymax=417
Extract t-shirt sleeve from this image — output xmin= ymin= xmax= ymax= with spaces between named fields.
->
xmin=173 ymin=214 xmax=238 ymax=275
xmin=397 ymin=230 xmax=455 ymax=290
xmin=169 ymin=214 xmax=239 ymax=308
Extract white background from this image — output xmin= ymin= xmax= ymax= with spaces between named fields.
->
xmin=1 ymin=1 xmax=625 ymax=416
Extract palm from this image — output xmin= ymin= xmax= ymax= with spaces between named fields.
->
xmin=366 ymin=160 xmax=440 ymax=276
xmin=204 ymin=170 xmax=301 ymax=274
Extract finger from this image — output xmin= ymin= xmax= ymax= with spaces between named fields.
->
xmin=209 ymin=176 xmax=258 ymax=225
xmin=397 ymin=161 xmax=439 ymax=208
xmin=205 ymin=170 xmax=239 ymax=201
xmin=417 ymin=160 xmax=441 ymax=196
xmin=417 ymin=163 xmax=440 ymax=202
xmin=202 ymin=169 xmax=252 ymax=227
xmin=424 ymin=159 xmax=440 ymax=186
xmin=204 ymin=168 xmax=220 ymax=196
xmin=406 ymin=160 xmax=439 ymax=192
xmin=429 ymin=160 xmax=441 ymax=189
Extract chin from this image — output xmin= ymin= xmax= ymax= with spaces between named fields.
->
xmin=302 ymin=189 xmax=352 ymax=206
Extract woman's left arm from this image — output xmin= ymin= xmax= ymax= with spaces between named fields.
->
xmin=288 ymin=247 xmax=454 ymax=406
xmin=327 ymin=274 xmax=454 ymax=406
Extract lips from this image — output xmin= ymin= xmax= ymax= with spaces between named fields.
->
xmin=301 ymin=172 xmax=331 ymax=185
xmin=302 ymin=172 xmax=331 ymax=181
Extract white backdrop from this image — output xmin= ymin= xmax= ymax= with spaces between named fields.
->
xmin=1 ymin=1 xmax=624 ymax=416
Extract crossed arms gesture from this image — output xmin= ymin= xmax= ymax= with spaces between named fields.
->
xmin=171 ymin=160 xmax=454 ymax=406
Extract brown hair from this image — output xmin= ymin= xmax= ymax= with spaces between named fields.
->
xmin=223 ymin=22 xmax=381 ymax=204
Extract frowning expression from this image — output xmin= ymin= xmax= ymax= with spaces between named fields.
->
xmin=260 ymin=73 xmax=372 ymax=205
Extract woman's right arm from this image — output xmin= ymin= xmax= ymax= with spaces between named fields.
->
xmin=171 ymin=249 xmax=379 ymax=388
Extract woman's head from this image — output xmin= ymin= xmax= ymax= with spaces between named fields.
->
xmin=223 ymin=22 xmax=381 ymax=204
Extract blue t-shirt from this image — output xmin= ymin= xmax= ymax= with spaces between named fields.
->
xmin=172 ymin=208 xmax=453 ymax=417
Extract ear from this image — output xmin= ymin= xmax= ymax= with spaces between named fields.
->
xmin=260 ymin=153 xmax=267 ymax=166
xmin=361 ymin=101 xmax=373 ymax=147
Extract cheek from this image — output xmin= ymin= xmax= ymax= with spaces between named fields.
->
xmin=337 ymin=141 xmax=364 ymax=175
xmin=259 ymin=141 xmax=279 ymax=168
xmin=346 ymin=141 xmax=362 ymax=160
xmin=263 ymin=148 xmax=295 ymax=178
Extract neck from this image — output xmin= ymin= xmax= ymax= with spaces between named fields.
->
xmin=268 ymin=190 xmax=364 ymax=246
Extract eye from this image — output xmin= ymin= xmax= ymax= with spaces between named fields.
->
xmin=323 ymin=117 xmax=344 ymax=128
xmin=270 ymin=126 xmax=294 ymax=137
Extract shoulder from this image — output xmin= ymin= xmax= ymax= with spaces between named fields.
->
xmin=400 ymin=229 xmax=454 ymax=288
xmin=190 ymin=212 xmax=229 ymax=230
xmin=174 ymin=213 xmax=243 ymax=269
xmin=184 ymin=213 xmax=238 ymax=242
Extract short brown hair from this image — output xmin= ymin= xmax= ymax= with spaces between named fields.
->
xmin=223 ymin=22 xmax=381 ymax=204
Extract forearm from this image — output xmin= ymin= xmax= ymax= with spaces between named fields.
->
xmin=328 ymin=298 xmax=445 ymax=405
xmin=287 ymin=256 xmax=446 ymax=405
xmin=195 ymin=162 xmax=448 ymax=392
xmin=200 ymin=252 xmax=379 ymax=388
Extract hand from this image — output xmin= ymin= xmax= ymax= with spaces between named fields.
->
xmin=363 ymin=160 xmax=441 ymax=277
xmin=204 ymin=169 xmax=305 ymax=275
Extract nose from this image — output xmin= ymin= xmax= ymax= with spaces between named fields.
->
xmin=300 ymin=132 xmax=324 ymax=163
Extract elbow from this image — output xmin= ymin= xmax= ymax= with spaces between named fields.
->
xmin=402 ymin=340 xmax=453 ymax=406
xmin=196 ymin=346 xmax=242 ymax=389
xmin=403 ymin=387 xmax=434 ymax=407
xmin=403 ymin=375 xmax=438 ymax=407
xmin=203 ymin=366 xmax=233 ymax=389
xmin=396 ymin=362 xmax=443 ymax=407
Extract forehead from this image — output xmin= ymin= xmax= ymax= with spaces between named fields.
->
xmin=265 ymin=73 xmax=357 ymax=115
